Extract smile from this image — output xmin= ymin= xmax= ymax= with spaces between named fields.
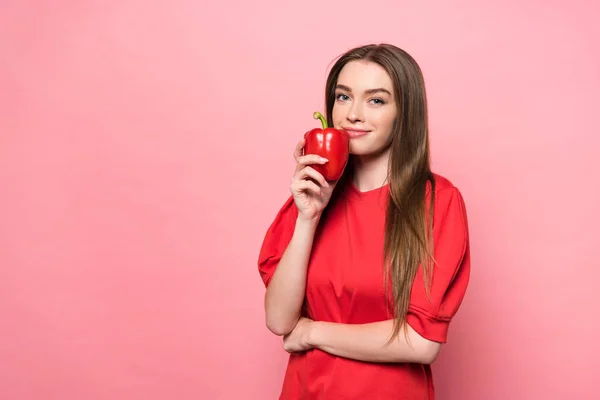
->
xmin=344 ymin=129 xmax=371 ymax=138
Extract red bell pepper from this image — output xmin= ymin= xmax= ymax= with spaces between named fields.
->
xmin=304 ymin=112 xmax=350 ymax=182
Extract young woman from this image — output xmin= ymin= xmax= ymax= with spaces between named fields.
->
xmin=257 ymin=43 xmax=471 ymax=399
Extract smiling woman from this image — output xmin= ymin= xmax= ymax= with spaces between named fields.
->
xmin=332 ymin=61 xmax=398 ymax=159
xmin=257 ymin=43 xmax=471 ymax=400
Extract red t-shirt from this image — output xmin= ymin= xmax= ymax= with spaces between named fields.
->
xmin=258 ymin=173 xmax=470 ymax=399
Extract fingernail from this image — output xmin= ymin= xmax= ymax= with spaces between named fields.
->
xmin=320 ymin=157 xmax=328 ymax=162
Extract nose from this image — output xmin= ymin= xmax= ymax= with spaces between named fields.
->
xmin=346 ymin=101 xmax=364 ymax=123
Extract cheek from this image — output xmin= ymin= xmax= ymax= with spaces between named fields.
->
xmin=377 ymin=110 xmax=396 ymax=135
xmin=332 ymin=106 xmax=344 ymax=127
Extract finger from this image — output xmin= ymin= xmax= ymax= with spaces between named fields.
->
xmin=292 ymin=180 xmax=323 ymax=197
xmin=293 ymin=138 xmax=306 ymax=162
xmin=297 ymin=166 xmax=329 ymax=188
xmin=297 ymin=154 xmax=328 ymax=168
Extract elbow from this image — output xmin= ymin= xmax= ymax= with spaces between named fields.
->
xmin=263 ymin=290 xmax=300 ymax=336
xmin=420 ymin=342 xmax=442 ymax=365
xmin=266 ymin=320 xmax=292 ymax=336
xmin=407 ymin=326 xmax=442 ymax=364
xmin=265 ymin=313 xmax=296 ymax=336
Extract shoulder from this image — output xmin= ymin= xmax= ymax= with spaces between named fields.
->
xmin=264 ymin=194 xmax=298 ymax=233
xmin=428 ymin=172 xmax=469 ymax=229
xmin=274 ymin=194 xmax=298 ymax=217
xmin=428 ymin=172 xmax=466 ymax=205
xmin=430 ymin=172 xmax=459 ymax=193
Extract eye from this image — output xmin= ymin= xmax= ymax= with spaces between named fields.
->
xmin=369 ymin=98 xmax=386 ymax=105
xmin=336 ymin=93 xmax=350 ymax=102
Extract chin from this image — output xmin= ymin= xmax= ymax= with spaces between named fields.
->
xmin=349 ymin=148 xmax=362 ymax=156
xmin=349 ymin=141 xmax=368 ymax=155
xmin=349 ymin=141 xmax=390 ymax=157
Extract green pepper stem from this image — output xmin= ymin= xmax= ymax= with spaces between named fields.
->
xmin=313 ymin=112 xmax=328 ymax=129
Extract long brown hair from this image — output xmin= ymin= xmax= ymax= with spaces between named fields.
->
xmin=324 ymin=44 xmax=436 ymax=343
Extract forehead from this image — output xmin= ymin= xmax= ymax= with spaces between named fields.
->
xmin=336 ymin=60 xmax=393 ymax=91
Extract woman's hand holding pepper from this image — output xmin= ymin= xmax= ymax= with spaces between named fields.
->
xmin=290 ymin=138 xmax=337 ymax=222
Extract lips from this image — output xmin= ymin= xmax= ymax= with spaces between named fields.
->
xmin=344 ymin=128 xmax=371 ymax=138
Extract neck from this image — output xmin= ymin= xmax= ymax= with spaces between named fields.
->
xmin=351 ymin=146 xmax=391 ymax=192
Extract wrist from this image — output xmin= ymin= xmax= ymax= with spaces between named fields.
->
xmin=296 ymin=215 xmax=321 ymax=229
xmin=307 ymin=320 xmax=326 ymax=348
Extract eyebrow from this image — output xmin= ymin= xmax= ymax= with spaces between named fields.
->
xmin=335 ymin=84 xmax=392 ymax=96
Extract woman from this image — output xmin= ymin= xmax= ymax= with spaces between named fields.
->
xmin=257 ymin=43 xmax=471 ymax=399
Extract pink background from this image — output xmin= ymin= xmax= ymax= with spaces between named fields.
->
xmin=1 ymin=1 xmax=599 ymax=399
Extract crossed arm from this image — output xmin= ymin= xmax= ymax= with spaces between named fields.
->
xmin=283 ymin=317 xmax=442 ymax=365
xmin=264 ymin=217 xmax=442 ymax=365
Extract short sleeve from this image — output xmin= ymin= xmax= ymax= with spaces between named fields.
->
xmin=257 ymin=195 xmax=298 ymax=288
xmin=406 ymin=187 xmax=470 ymax=343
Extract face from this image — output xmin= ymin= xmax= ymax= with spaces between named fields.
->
xmin=332 ymin=60 xmax=397 ymax=157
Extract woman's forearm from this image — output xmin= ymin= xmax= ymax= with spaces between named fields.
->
xmin=264 ymin=216 xmax=319 ymax=336
xmin=309 ymin=319 xmax=441 ymax=364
